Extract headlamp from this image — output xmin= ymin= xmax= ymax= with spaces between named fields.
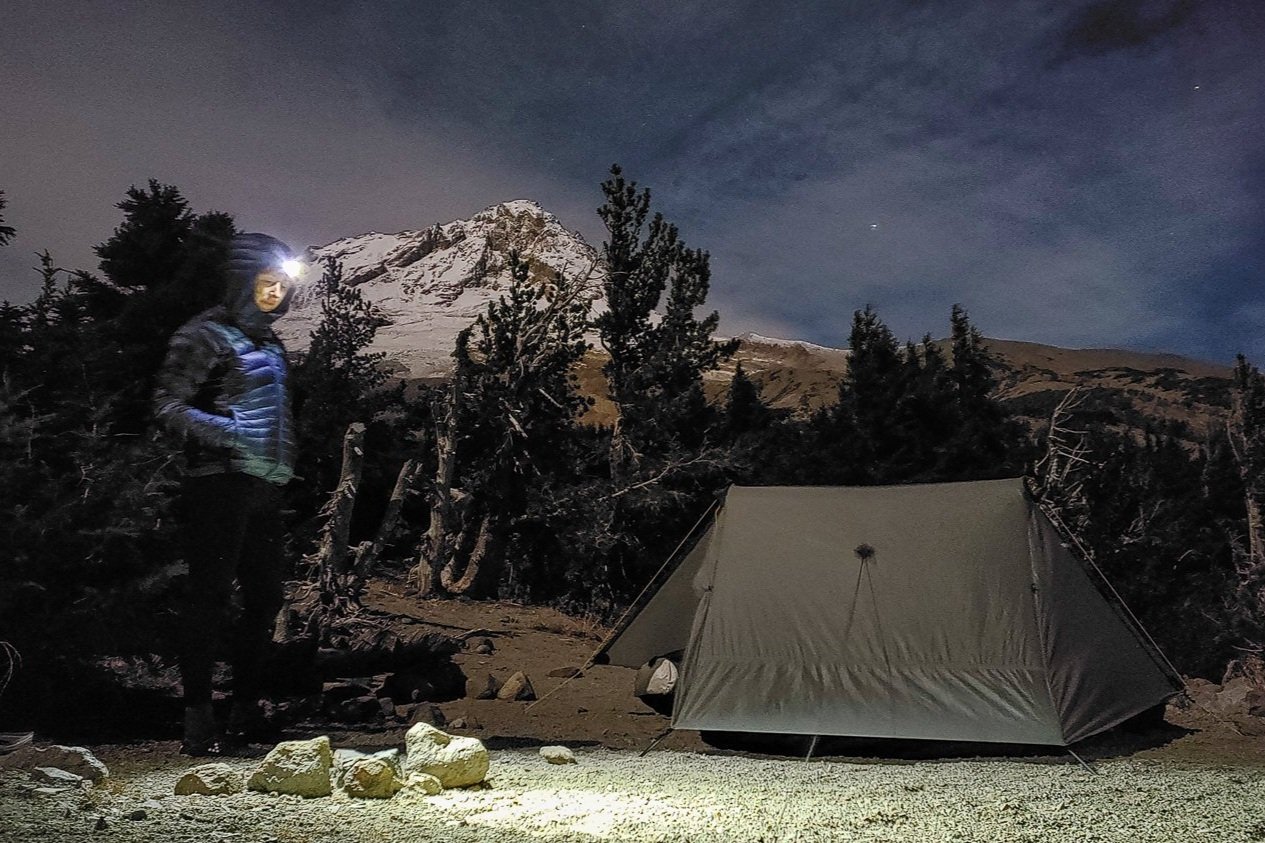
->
xmin=280 ymin=259 xmax=306 ymax=280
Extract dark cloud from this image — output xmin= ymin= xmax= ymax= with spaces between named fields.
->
xmin=1 ymin=0 xmax=1262 ymax=361
xmin=1058 ymin=0 xmax=1196 ymax=57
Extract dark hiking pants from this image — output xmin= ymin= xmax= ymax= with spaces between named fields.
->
xmin=177 ymin=473 xmax=285 ymax=707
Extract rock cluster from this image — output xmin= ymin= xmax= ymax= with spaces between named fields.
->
xmin=173 ymin=726 xmax=493 ymax=801
xmin=1179 ymin=676 xmax=1265 ymax=718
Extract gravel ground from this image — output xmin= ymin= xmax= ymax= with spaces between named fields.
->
xmin=3 ymin=747 xmax=1264 ymax=842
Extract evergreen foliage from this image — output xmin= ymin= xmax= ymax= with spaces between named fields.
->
xmin=3 ymin=166 xmax=1264 ymax=734
xmin=439 ymin=251 xmax=593 ymax=597
xmin=596 ymin=165 xmax=739 ymax=463
xmin=0 ymin=190 xmax=15 ymax=246
xmin=0 ymin=182 xmax=238 ymax=726
xmin=290 ymin=257 xmax=397 ymax=548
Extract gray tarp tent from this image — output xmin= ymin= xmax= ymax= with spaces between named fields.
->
xmin=596 ymin=478 xmax=1181 ymax=746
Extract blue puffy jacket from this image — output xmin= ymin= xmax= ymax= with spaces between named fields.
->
xmin=153 ymin=233 xmax=298 ymax=485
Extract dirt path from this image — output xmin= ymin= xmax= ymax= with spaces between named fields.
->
xmin=4 ymin=593 xmax=1265 ymax=841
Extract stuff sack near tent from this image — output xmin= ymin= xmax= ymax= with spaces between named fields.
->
xmin=633 ymin=655 xmax=680 ymax=715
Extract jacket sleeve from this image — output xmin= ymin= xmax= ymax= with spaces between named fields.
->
xmin=152 ymin=323 xmax=239 ymax=450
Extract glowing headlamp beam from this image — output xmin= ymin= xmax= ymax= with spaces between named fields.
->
xmin=280 ymin=259 xmax=305 ymax=280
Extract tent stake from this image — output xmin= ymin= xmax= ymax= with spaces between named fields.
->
xmin=639 ymin=727 xmax=672 ymax=757
xmin=805 ymin=735 xmax=820 ymax=760
xmin=1067 ymin=748 xmax=1098 ymax=774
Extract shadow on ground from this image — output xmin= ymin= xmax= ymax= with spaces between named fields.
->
xmin=699 ymin=706 xmax=1191 ymax=763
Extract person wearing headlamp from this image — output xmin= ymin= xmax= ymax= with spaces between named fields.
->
xmin=153 ymin=232 xmax=307 ymax=755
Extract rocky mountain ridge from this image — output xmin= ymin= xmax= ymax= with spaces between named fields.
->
xmin=282 ymin=200 xmax=1233 ymax=438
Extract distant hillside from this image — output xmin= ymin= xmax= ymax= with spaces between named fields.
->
xmin=281 ymin=199 xmax=1233 ymax=441
xmin=696 ymin=335 xmax=1233 ymax=442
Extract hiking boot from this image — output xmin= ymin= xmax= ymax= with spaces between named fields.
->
xmin=180 ymin=703 xmax=221 ymax=756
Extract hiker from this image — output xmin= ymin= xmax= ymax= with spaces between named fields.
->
xmin=153 ymin=232 xmax=303 ymax=754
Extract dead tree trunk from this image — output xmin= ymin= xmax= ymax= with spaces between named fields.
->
xmin=354 ymin=457 xmax=421 ymax=577
xmin=439 ymin=513 xmax=506 ymax=597
xmin=1228 ymin=387 xmax=1265 ymax=634
xmin=304 ymin=422 xmax=366 ymax=640
xmin=414 ymin=384 xmax=460 ymax=595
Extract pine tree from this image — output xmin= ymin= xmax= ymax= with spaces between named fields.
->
xmin=595 ymin=165 xmax=737 ymax=469
xmin=940 ymin=304 xmax=1017 ymax=477
xmin=290 ymin=257 xmax=394 ymax=549
xmin=420 ymin=251 xmax=592 ymax=598
xmin=723 ymin=363 xmax=770 ymax=437
xmin=0 ymin=190 xmax=16 ymax=247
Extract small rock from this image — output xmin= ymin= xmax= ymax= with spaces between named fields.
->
xmin=95 ymin=816 xmax=108 ymax=831
xmin=473 ymin=674 xmax=501 ymax=700
xmin=497 ymin=671 xmax=536 ymax=701
xmin=394 ymin=703 xmax=419 ymax=720
xmin=31 ymin=767 xmax=85 ymax=786
xmin=321 ymin=680 xmax=374 ymax=702
xmin=403 ymin=723 xmax=489 ymax=788
xmin=0 ymin=745 xmax=110 ymax=782
xmin=33 ymin=787 xmax=69 ymax=797
xmin=448 ymin=717 xmax=468 ymax=730
xmin=539 ymin=745 xmax=576 ymax=765
xmin=127 ymin=808 xmax=147 ymax=821
xmin=333 ymin=748 xmax=400 ymax=790
xmin=408 ymin=704 xmax=448 ymax=729
xmin=377 ymin=697 xmax=396 ymax=718
xmin=247 ymin=736 xmax=333 ymax=798
xmin=1211 ymin=677 xmax=1265 ymax=717
xmin=140 ymin=799 xmax=163 ymax=810
xmin=343 ymin=757 xmax=403 ymax=799
xmin=401 ymin=772 xmax=443 ymax=796
xmin=472 ymin=637 xmax=495 ymax=654
xmin=337 ymin=695 xmax=384 ymax=723
xmin=175 ymin=763 xmax=245 ymax=797
xmin=547 ymin=666 xmax=584 ymax=678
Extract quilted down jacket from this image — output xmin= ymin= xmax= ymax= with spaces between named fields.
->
xmin=153 ymin=233 xmax=298 ymax=485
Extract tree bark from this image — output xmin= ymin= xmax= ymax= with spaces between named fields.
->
xmin=354 ymin=457 xmax=420 ymax=576
xmin=306 ymin=422 xmax=367 ymax=641
xmin=414 ymin=385 xmax=459 ymax=595
xmin=439 ymin=513 xmax=505 ymax=597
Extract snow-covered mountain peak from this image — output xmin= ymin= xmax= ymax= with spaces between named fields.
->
xmin=279 ymin=201 xmax=602 ymax=378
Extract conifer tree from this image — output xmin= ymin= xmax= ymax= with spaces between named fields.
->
xmin=723 ymin=363 xmax=770 ymax=437
xmin=290 ymin=257 xmax=394 ymax=548
xmin=596 ymin=165 xmax=737 ymax=470
xmin=0 ymin=190 xmax=16 ymax=246
xmin=420 ymin=251 xmax=591 ymax=597
xmin=940 ymin=304 xmax=1017 ymax=477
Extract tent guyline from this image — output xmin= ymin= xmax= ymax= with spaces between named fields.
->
xmin=523 ymin=495 xmax=723 ymax=715
xmin=594 ymin=478 xmax=1182 ymax=748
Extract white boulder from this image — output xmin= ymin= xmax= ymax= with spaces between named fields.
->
xmin=247 ymin=736 xmax=333 ymax=798
xmin=403 ymin=723 xmax=489 ymax=788
xmin=539 ymin=745 xmax=576 ymax=765
xmin=174 ymin=763 xmax=245 ymax=796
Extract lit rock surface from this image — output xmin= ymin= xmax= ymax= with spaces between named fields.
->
xmin=403 ymin=723 xmax=489 ymax=789
xmin=496 ymin=671 xmax=536 ymax=702
xmin=538 ymin=746 xmax=576 ymax=765
xmin=401 ymin=771 xmax=443 ymax=796
xmin=174 ymin=763 xmax=244 ymax=796
xmin=247 ymin=736 xmax=332 ymax=798
xmin=30 ymin=767 xmax=84 ymax=787
xmin=0 ymin=744 xmax=109 ymax=782
xmin=343 ymin=758 xmax=403 ymax=799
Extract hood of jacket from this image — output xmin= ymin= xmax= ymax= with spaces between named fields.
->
xmin=224 ymin=232 xmax=297 ymax=338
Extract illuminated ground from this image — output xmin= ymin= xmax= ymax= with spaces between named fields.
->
xmin=3 ymin=745 xmax=1264 ymax=842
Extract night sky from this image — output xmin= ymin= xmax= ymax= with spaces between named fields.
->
xmin=2 ymin=1 xmax=1262 ymax=363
